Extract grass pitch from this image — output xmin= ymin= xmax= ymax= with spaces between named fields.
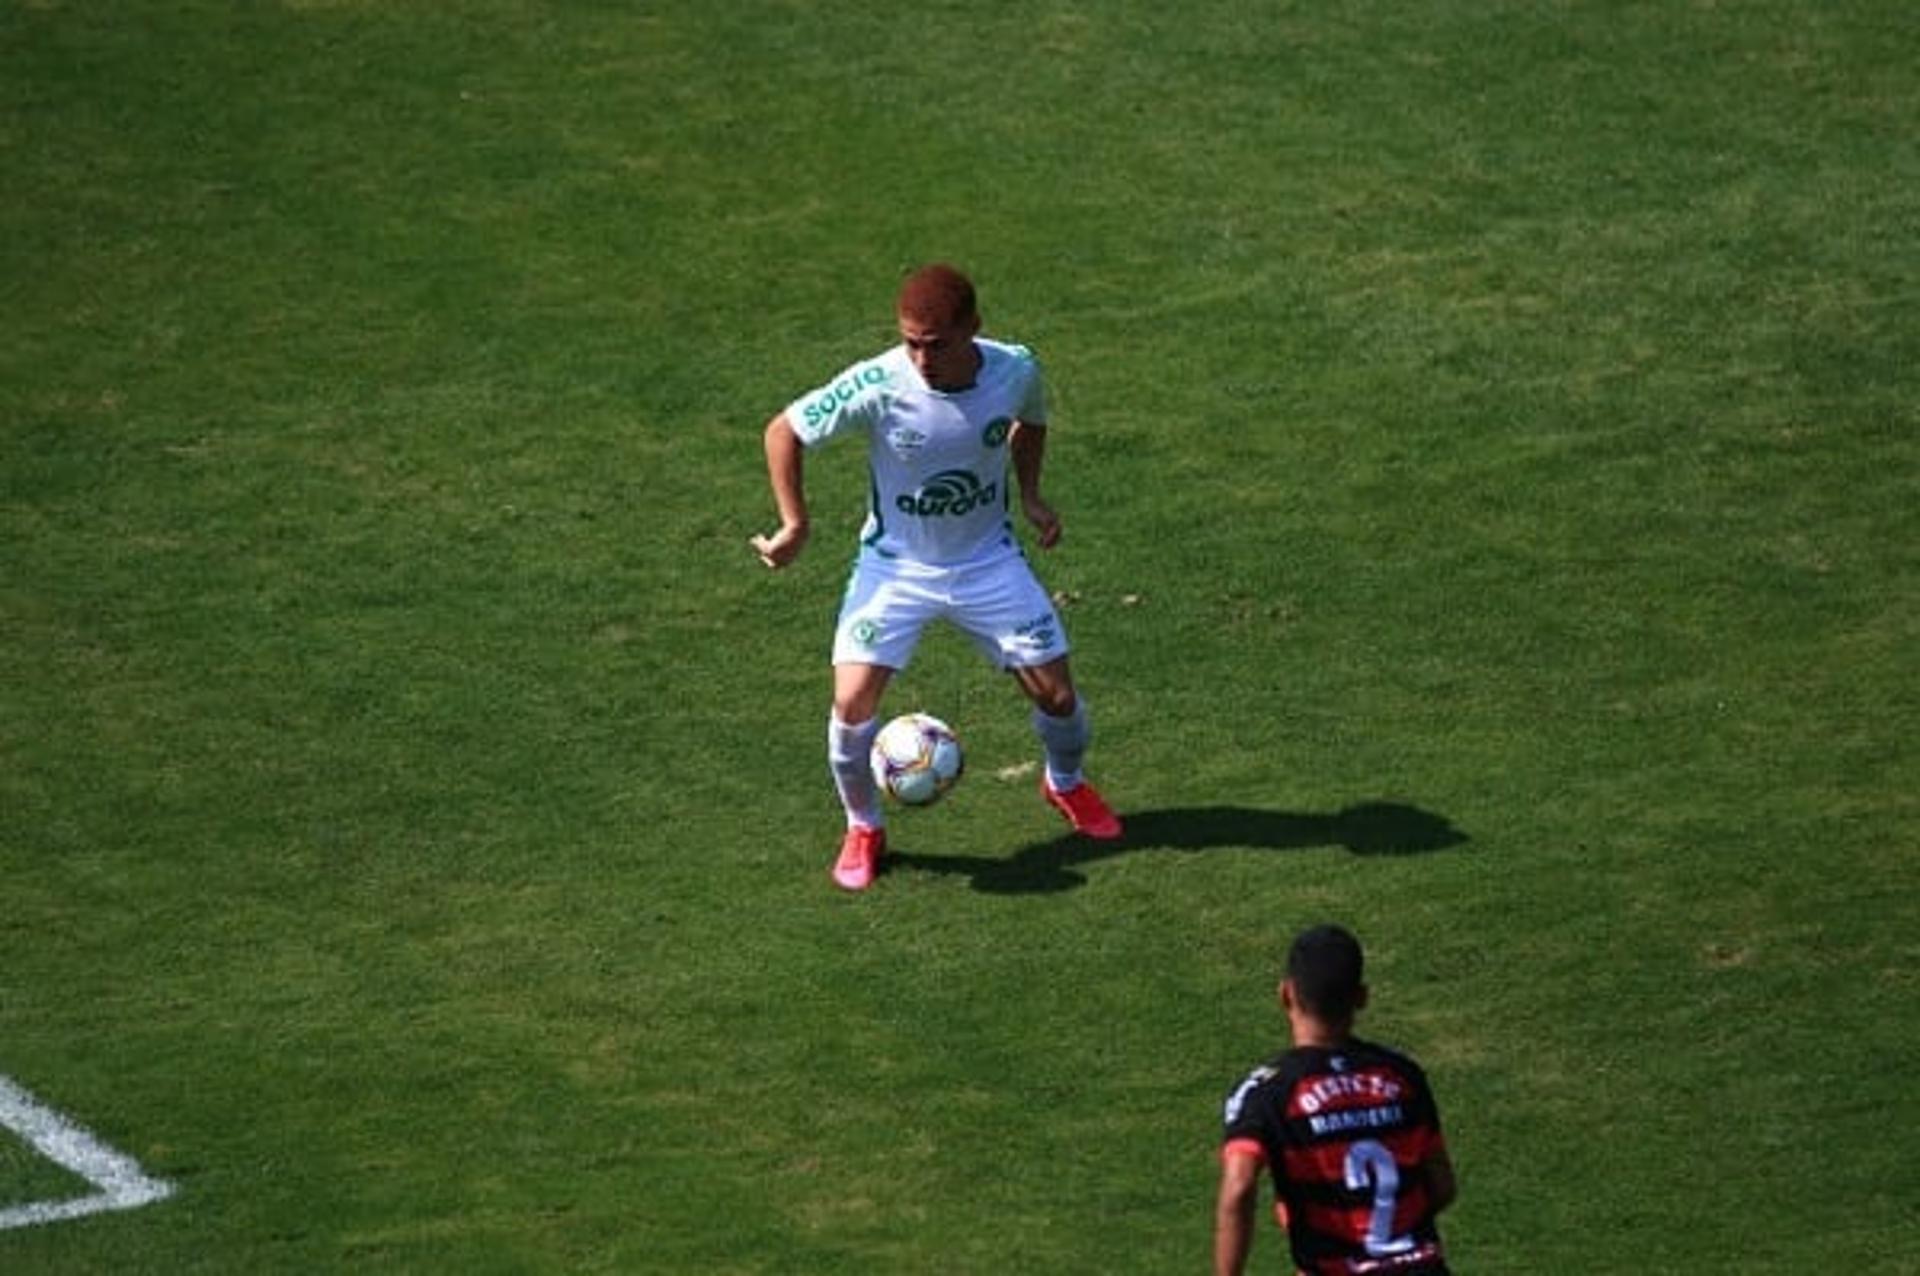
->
xmin=3 ymin=1 xmax=1916 ymax=1271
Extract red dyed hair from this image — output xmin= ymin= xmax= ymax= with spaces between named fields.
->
xmin=897 ymin=263 xmax=977 ymax=326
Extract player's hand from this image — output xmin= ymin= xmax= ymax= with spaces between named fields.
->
xmin=750 ymin=522 xmax=809 ymax=569
xmin=1023 ymin=496 xmax=1062 ymax=550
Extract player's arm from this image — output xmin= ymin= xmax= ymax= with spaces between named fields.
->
xmin=750 ymin=411 xmax=810 ymax=569
xmin=1423 ymin=1140 xmax=1458 ymax=1215
xmin=1213 ymin=1145 xmax=1262 ymax=1276
xmin=1008 ymin=418 xmax=1061 ymax=549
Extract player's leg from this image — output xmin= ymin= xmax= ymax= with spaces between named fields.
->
xmin=828 ymin=660 xmax=892 ymax=833
xmin=825 ymin=563 xmax=931 ymax=889
xmin=1011 ymin=655 xmax=1085 ymax=781
xmin=949 ymin=557 xmax=1123 ymax=840
xmin=1013 ymin=657 xmax=1122 ymax=840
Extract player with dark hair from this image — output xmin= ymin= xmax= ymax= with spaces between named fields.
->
xmin=750 ymin=263 xmax=1123 ymax=891
xmin=1215 ymin=925 xmax=1457 ymax=1275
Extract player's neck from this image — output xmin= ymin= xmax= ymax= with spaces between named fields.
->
xmin=1290 ymin=1016 xmax=1355 ymax=1051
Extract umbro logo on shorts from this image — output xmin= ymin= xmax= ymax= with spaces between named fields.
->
xmin=1014 ymin=613 xmax=1059 ymax=651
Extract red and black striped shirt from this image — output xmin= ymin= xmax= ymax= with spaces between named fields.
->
xmin=1222 ymin=1039 xmax=1449 ymax=1275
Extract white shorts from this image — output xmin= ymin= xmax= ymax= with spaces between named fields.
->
xmin=832 ymin=551 xmax=1069 ymax=671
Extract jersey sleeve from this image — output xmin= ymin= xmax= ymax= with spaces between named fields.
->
xmin=1404 ymin=1057 xmax=1445 ymax=1156
xmin=1221 ymin=1065 xmax=1277 ymax=1149
xmin=1010 ymin=343 xmax=1048 ymax=424
xmin=784 ymin=355 xmax=895 ymax=447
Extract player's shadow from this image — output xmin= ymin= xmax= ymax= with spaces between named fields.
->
xmin=889 ymin=802 xmax=1466 ymax=895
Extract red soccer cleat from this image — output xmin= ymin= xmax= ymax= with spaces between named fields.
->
xmin=832 ymin=825 xmax=887 ymax=891
xmin=1041 ymin=777 xmax=1124 ymax=840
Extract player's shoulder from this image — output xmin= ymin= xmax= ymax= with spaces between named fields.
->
xmin=976 ymin=338 xmax=1044 ymax=410
xmin=977 ymin=335 xmax=1040 ymax=369
xmin=1225 ymin=1049 xmax=1299 ymax=1098
xmin=791 ymin=347 xmax=910 ymax=435
xmin=1223 ymin=1046 xmax=1316 ymax=1127
xmin=1337 ymin=1037 xmax=1437 ymax=1094
xmin=834 ymin=345 xmax=913 ymax=391
xmin=1344 ymin=1035 xmax=1429 ymax=1072
xmin=1248 ymin=1042 xmax=1425 ymax=1091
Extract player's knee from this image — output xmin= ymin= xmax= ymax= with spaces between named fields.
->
xmin=833 ymin=696 xmax=882 ymax=725
xmin=833 ymin=668 xmax=892 ymax=724
xmin=1024 ymin=680 xmax=1077 ymax=719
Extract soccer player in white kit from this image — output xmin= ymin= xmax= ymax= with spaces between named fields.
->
xmin=751 ymin=264 xmax=1123 ymax=891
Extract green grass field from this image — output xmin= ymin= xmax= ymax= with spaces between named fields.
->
xmin=4 ymin=1 xmax=1915 ymax=1271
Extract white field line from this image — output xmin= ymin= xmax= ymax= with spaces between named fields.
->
xmin=0 ymin=1074 xmax=174 ymax=1230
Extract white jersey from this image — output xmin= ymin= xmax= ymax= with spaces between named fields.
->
xmin=784 ymin=337 xmax=1048 ymax=568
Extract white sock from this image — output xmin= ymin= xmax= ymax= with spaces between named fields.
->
xmin=828 ymin=714 xmax=884 ymax=830
xmin=1033 ymin=699 xmax=1090 ymax=792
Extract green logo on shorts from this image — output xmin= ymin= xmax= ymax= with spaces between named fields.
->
xmin=851 ymin=619 xmax=880 ymax=646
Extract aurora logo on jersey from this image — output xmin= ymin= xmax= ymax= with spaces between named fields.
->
xmin=801 ymin=365 xmax=888 ymax=430
xmin=981 ymin=416 xmax=1011 ymax=447
xmin=896 ymin=469 xmax=998 ymax=518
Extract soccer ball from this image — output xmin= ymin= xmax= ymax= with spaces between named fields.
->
xmin=870 ymin=713 xmax=964 ymax=807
